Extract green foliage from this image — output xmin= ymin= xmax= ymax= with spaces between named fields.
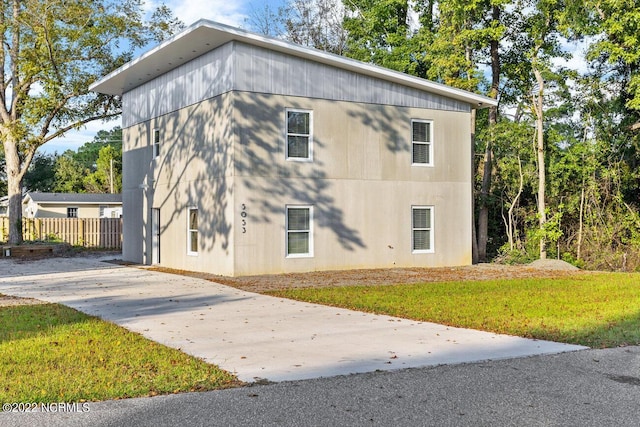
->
xmin=269 ymin=273 xmax=640 ymax=348
xmin=0 ymin=304 xmax=240 ymax=403
xmin=23 ymin=153 xmax=58 ymax=192
xmin=74 ymin=127 xmax=123 ymax=171
xmin=343 ymin=0 xmax=414 ymax=72
xmin=83 ymin=145 xmax=122 ymax=193
xmin=584 ymin=0 xmax=640 ymax=111
xmin=44 ymin=232 xmax=62 ymax=243
xmin=27 ymin=127 xmax=124 ymax=194
xmin=53 ymin=155 xmax=89 ymax=193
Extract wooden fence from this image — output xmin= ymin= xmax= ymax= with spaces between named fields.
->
xmin=0 ymin=217 xmax=122 ymax=249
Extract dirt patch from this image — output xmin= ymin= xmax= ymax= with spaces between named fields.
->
xmin=0 ymin=295 xmax=46 ymax=307
xmin=528 ymin=259 xmax=580 ymax=270
xmin=149 ymin=262 xmax=589 ymax=294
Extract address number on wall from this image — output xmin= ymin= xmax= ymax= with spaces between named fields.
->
xmin=241 ymin=204 xmax=247 ymax=233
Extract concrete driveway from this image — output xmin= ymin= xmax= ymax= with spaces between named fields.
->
xmin=0 ymin=255 xmax=586 ymax=382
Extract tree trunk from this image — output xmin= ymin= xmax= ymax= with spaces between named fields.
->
xmin=477 ymin=146 xmax=491 ymax=262
xmin=577 ymin=184 xmax=585 ymax=261
xmin=477 ymin=7 xmax=501 ymax=262
xmin=507 ymin=154 xmax=524 ymax=251
xmin=533 ymin=68 xmax=546 ymax=260
xmin=3 ymin=138 xmax=25 ymax=245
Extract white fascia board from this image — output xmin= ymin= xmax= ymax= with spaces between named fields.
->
xmin=90 ymin=20 xmax=497 ymax=108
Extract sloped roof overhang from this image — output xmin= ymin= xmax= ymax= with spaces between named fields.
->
xmin=90 ymin=20 xmax=497 ymax=109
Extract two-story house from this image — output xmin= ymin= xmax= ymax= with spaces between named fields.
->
xmin=90 ymin=20 xmax=496 ymax=276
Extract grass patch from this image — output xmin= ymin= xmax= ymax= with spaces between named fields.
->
xmin=0 ymin=303 xmax=241 ymax=403
xmin=267 ymin=273 xmax=640 ymax=348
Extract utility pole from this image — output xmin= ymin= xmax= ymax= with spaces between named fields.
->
xmin=110 ymin=157 xmax=114 ymax=194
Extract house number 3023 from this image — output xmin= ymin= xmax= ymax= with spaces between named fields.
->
xmin=240 ymin=204 xmax=247 ymax=233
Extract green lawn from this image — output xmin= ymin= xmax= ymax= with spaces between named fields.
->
xmin=267 ymin=273 xmax=640 ymax=348
xmin=0 ymin=303 xmax=241 ymax=404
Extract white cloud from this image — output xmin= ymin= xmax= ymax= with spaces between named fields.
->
xmin=154 ymin=0 xmax=251 ymax=27
xmin=553 ymin=37 xmax=594 ymax=75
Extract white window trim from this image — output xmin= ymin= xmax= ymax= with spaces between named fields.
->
xmin=411 ymin=119 xmax=434 ymax=167
xmin=285 ymin=109 xmax=313 ymax=162
xmin=187 ymin=207 xmax=198 ymax=256
xmin=412 ymin=205 xmax=435 ymax=253
xmin=152 ymin=128 xmax=160 ymax=158
xmin=285 ymin=205 xmax=314 ymax=258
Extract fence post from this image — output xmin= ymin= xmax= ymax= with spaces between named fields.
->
xmin=79 ymin=219 xmax=85 ymax=247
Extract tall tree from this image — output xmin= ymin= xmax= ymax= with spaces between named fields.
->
xmin=0 ymin=0 xmax=181 ymax=244
xmin=510 ymin=0 xmax=568 ymax=259
xmin=53 ymin=153 xmax=87 ymax=193
xmin=343 ymin=0 xmax=414 ymax=73
xmin=415 ymin=0 xmax=508 ymax=262
xmin=247 ymin=0 xmax=347 ymax=54
xmin=281 ymin=0 xmax=348 ymax=54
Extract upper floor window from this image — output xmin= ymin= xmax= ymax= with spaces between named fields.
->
xmin=286 ymin=109 xmax=313 ymax=161
xmin=153 ymin=128 xmax=160 ymax=158
xmin=412 ymin=120 xmax=433 ymax=166
xmin=412 ymin=206 xmax=434 ymax=253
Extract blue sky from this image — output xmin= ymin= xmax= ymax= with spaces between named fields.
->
xmin=43 ymin=0 xmax=286 ymax=154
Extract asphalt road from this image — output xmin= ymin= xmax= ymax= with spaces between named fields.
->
xmin=2 ymin=346 xmax=640 ymax=426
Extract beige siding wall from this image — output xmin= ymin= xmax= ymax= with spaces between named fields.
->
xmin=122 ymin=92 xmax=236 ymax=274
xmin=231 ymin=92 xmax=471 ymax=275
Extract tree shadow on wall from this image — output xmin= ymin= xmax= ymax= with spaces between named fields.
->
xmin=138 ymin=76 xmax=234 ymax=255
xmin=131 ymin=78 xmax=421 ymax=257
xmin=233 ymin=93 xmax=366 ymax=251
xmin=345 ymin=103 xmax=410 ymax=154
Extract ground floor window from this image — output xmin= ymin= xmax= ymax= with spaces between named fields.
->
xmin=187 ymin=208 xmax=198 ymax=255
xmin=67 ymin=207 xmax=78 ymax=218
xmin=412 ymin=206 xmax=434 ymax=252
xmin=286 ymin=205 xmax=313 ymax=257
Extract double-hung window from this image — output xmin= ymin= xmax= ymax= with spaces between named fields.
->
xmin=286 ymin=109 xmax=313 ymax=160
xmin=187 ymin=208 xmax=198 ymax=255
xmin=286 ymin=205 xmax=313 ymax=257
xmin=412 ymin=120 xmax=433 ymax=166
xmin=412 ymin=206 xmax=434 ymax=252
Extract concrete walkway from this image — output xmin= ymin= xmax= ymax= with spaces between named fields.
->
xmin=0 ymin=256 xmax=586 ymax=383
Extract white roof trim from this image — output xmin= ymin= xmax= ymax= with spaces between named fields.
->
xmin=90 ymin=20 xmax=497 ymax=108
